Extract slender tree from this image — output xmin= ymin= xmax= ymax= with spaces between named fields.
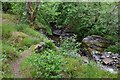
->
xmin=26 ymin=0 xmax=40 ymax=28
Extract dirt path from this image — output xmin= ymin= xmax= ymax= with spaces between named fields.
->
xmin=10 ymin=47 xmax=33 ymax=78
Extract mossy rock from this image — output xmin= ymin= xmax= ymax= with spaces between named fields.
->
xmin=81 ymin=35 xmax=112 ymax=55
xmin=9 ymin=31 xmax=29 ymax=44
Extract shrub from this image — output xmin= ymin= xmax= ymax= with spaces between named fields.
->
xmin=59 ymin=35 xmax=80 ymax=57
xmin=44 ymin=40 xmax=57 ymax=51
xmin=21 ymin=50 xmax=67 ymax=78
xmin=36 ymin=50 xmax=66 ymax=78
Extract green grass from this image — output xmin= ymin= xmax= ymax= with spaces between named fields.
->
xmin=2 ymin=23 xmax=16 ymax=39
xmin=17 ymin=37 xmax=40 ymax=48
xmin=20 ymin=49 xmax=65 ymax=78
xmin=2 ymin=13 xmax=18 ymax=23
xmin=63 ymin=57 xmax=83 ymax=78
xmin=79 ymin=62 xmax=117 ymax=78
xmin=2 ymin=62 xmax=13 ymax=78
xmin=20 ymin=54 xmax=117 ymax=78
xmin=105 ymin=45 xmax=120 ymax=54
xmin=2 ymin=41 xmax=19 ymax=62
xmin=22 ymin=27 xmax=41 ymax=38
xmin=63 ymin=57 xmax=117 ymax=78
xmin=2 ymin=13 xmax=49 ymax=78
xmin=20 ymin=53 xmax=40 ymax=78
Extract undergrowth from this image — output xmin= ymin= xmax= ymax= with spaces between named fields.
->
xmin=2 ymin=13 xmax=118 ymax=78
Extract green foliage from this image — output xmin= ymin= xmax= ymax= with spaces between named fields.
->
xmin=17 ymin=37 xmax=40 ymax=48
xmin=2 ymin=2 xmax=11 ymax=13
xmin=105 ymin=45 xmax=120 ymax=53
xmin=2 ymin=13 xmax=17 ymax=23
xmin=37 ymin=11 xmax=52 ymax=35
xmin=3 ymin=2 xmax=118 ymax=40
xmin=59 ymin=35 xmax=80 ymax=57
xmin=67 ymin=3 xmax=117 ymax=41
xmin=11 ymin=3 xmax=27 ymax=22
xmin=2 ymin=62 xmax=13 ymax=78
xmin=16 ymin=24 xmax=48 ymax=42
xmin=16 ymin=24 xmax=41 ymax=37
xmin=38 ymin=2 xmax=118 ymax=41
xmin=63 ymin=57 xmax=83 ymax=78
xmin=44 ymin=40 xmax=57 ymax=51
xmin=22 ymin=27 xmax=41 ymax=38
xmin=21 ymin=50 xmax=67 ymax=78
xmin=16 ymin=24 xmax=29 ymax=31
xmin=2 ymin=42 xmax=18 ymax=62
xmin=63 ymin=57 xmax=117 ymax=78
xmin=2 ymin=2 xmax=119 ymax=78
xmin=79 ymin=62 xmax=117 ymax=78
xmin=2 ymin=23 xmax=16 ymax=39
xmin=36 ymin=50 xmax=66 ymax=78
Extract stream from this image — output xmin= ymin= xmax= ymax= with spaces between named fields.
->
xmin=39 ymin=26 xmax=120 ymax=74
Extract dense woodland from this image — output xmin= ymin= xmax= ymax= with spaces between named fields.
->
xmin=1 ymin=2 xmax=120 ymax=78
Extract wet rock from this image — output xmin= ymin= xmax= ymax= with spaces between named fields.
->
xmin=118 ymin=55 xmax=120 ymax=58
xmin=113 ymin=59 xmax=118 ymax=62
xmin=100 ymin=55 xmax=106 ymax=59
xmin=112 ymin=54 xmax=119 ymax=59
xmin=61 ymin=33 xmax=73 ymax=38
xmin=83 ymin=59 xmax=89 ymax=64
xmin=53 ymin=30 xmax=62 ymax=36
xmin=107 ymin=62 xmax=114 ymax=66
xmin=82 ymin=57 xmax=89 ymax=64
xmin=116 ymin=64 xmax=120 ymax=68
xmin=34 ymin=42 xmax=45 ymax=53
xmin=107 ymin=52 xmax=112 ymax=54
xmin=100 ymin=52 xmax=110 ymax=58
xmin=106 ymin=54 xmax=110 ymax=58
xmin=80 ymin=48 xmax=89 ymax=56
xmin=80 ymin=35 xmax=120 ymax=72
xmin=82 ymin=35 xmax=111 ymax=56
xmin=112 ymin=56 xmax=118 ymax=59
xmin=92 ymin=50 xmax=101 ymax=55
xmin=93 ymin=55 xmax=100 ymax=61
xmin=102 ymin=58 xmax=113 ymax=65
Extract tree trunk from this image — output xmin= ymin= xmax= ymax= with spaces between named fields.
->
xmin=26 ymin=0 xmax=40 ymax=28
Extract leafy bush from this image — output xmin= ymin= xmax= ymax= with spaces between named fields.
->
xmin=44 ymin=40 xmax=57 ymax=51
xmin=21 ymin=50 xmax=67 ymax=78
xmin=36 ymin=50 xmax=66 ymax=78
xmin=38 ymin=2 xmax=118 ymax=41
xmin=59 ymin=35 xmax=80 ymax=57
xmin=3 ymin=2 xmax=118 ymax=41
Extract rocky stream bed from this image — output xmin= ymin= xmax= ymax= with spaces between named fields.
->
xmin=38 ymin=27 xmax=120 ymax=74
